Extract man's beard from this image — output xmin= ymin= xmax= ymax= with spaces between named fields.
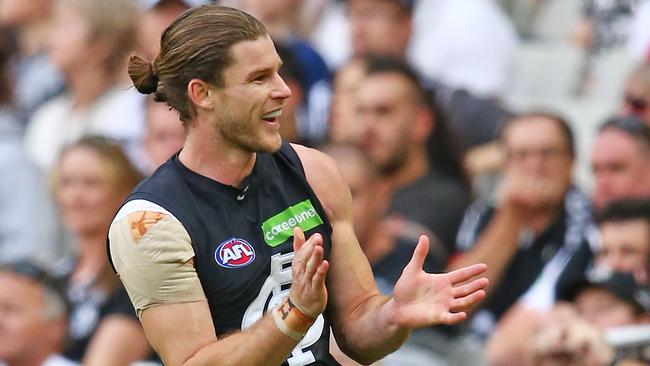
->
xmin=216 ymin=109 xmax=282 ymax=154
xmin=378 ymin=149 xmax=409 ymax=177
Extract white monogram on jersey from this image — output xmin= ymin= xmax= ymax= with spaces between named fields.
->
xmin=242 ymin=252 xmax=325 ymax=366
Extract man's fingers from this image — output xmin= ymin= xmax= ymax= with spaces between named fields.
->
xmin=292 ymin=227 xmax=305 ymax=252
xmin=405 ymin=235 xmax=429 ymax=272
xmin=446 ymin=263 xmax=487 ymax=284
xmin=452 ymin=277 xmax=489 ymax=298
xmin=311 ymin=260 xmax=329 ymax=290
xmin=305 ymin=245 xmax=324 ymax=278
xmin=439 ymin=311 xmax=467 ymax=325
xmin=450 ymin=289 xmax=487 ymax=312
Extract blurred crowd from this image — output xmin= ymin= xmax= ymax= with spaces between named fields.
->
xmin=0 ymin=0 xmax=648 ymax=365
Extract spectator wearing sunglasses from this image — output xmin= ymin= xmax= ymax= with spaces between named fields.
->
xmin=0 ymin=260 xmax=77 ymax=366
xmin=622 ymin=63 xmax=650 ymax=126
xmin=592 ymin=115 xmax=650 ymax=211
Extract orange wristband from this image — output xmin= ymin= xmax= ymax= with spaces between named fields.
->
xmin=272 ymin=297 xmax=316 ymax=340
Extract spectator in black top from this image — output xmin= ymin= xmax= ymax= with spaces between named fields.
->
xmin=451 ymin=112 xmax=595 ymax=338
xmin=357 ymin=56 xmax=471 ymax=262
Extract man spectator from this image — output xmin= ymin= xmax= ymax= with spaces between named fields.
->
xmin=527 ymin=269 xmax=650 ymax=366
xmin=0 ymin=260 xmax=76 ymax=366
xmin=595 ymin=199 xmax=650 ymax=281
xmin=356 ymin=56 xmax=471 ymax=261
xmin=452 ymin=112 xmax=595 ymax=337
xmin=592 ymin=115 xmax=650 ymax=211
xmin=316 ymin=0 xmax=511 ymax=150
xmin=484 ymin=199 xmax=650 ymax=366
xmin=323 ymin=143 xmax=482 ymax=366
xmin=137 ymin=0 xmax=210 ymax=60
xmin=141 ymin=96 xmax=185 ymax=174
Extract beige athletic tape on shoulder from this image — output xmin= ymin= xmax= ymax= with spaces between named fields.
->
xmin=109 ymin=213 xmax=207 ymax=317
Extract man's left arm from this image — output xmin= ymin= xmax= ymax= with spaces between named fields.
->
xmin=293 ymin=144 xmax=488 ymax=364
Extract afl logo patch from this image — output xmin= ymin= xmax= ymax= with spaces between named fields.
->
xmin=215 ymin=238 xmax=256 ymax=268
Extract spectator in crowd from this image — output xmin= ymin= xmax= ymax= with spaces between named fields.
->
xmin=328 ymin=57 xmax=367 ymax=144
xmin=357 ymin=56 xmax=471 ymax=262
xmin=141 ymin=96 xmax=185 ymax=175
xmin=484 ymin=200 xmax=650 ymax=366
xmin=239 ymin=0 xmax=332 ymax=143
xmin=452 ymin=112 xmax=594 ymax=338
xmin=523 ymin=271 xmax=650 ymax=366
xmin=0 ymin=28 xmax=62 ymax=267
xmin=137 ymin=0 xmax=210 ymax=60
xmin=573 ymin=0 xmax=637 ymax=56
xmin=322 ymin=143 xmax=482 ymax=366
xmin=621 ymin=63 xmax=650 ymax=126
xmin=0 ymin=260 xmax=77 ymax=366
xmin=595 ymin=199 xmax=650 ymax=281
xmin=24 ymin=0 xmax=145 ymax=171
xmin=321 ymin=143 xmax=440 ymax=290
xmin=561 ymin=271 xmax=650 ymax=330
xmin=51 ymin=137 xmax=152 ymax=365
xmin=486 ymin=267 xmax=650 ymax=366
xmin=0 ymin=0 xmax=65 ymax=123
xmin=325 ymin=0 xmax=511 ymax=151
xmin=346 ymin=0 xmax=412 ymax=59
xmin=592 ymin=115 xmax=650 ymax=211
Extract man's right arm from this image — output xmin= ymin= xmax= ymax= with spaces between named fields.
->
xmin=109 ymin=210 xmax=329 ymax=366
xmin=447 ymin=173 xmax=561 ymax=302
xmin=140 ymin=301 xmax=301 ymax=366
xmin=447 ymin=205 xmax=522 ymax=298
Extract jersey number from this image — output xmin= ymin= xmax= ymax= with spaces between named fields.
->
xmin=242 ymin=252 xmax=325 ymax=366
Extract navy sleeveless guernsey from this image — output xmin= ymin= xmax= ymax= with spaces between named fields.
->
xmin=115 ymin=143 xmax=339 ymax=366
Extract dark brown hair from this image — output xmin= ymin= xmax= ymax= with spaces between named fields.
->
xmin=363 ymin=55 xmax=470 ymax=188
xmin=128 ymin=5 xmax=268 ymax=124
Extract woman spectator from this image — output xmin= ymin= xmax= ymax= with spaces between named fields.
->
xmin=51 ymin=136 xmax=152 ymax=365
xmin=25 ymin=0 xmax=145 ymax=171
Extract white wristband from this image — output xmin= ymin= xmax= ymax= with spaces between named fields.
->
xmin=272 ymin=307 xmax=303 ymax=341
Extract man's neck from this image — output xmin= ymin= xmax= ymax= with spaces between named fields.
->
xmin=179 ymin=125 xmax=256 ymax=188
xmin=381 ymin=149 xmax=428 ymax=192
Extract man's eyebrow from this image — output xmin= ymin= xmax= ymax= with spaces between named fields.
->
xmin=245 ymin=60 xmax=283 ymax=79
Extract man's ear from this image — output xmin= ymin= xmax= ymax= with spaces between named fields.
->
xmin=187 ymin=79 xmax=215 ymax=110
xmin=411 ymin=106 xmax=434 ymax=144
